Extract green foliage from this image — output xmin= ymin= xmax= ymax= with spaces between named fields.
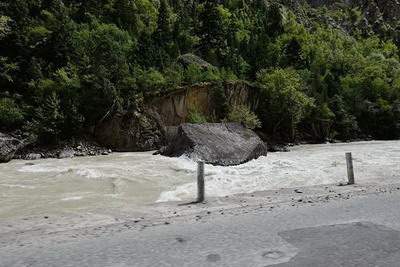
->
xmin=184 ymin=64 xmax=204 ymax=84
xmin=71 ymin=21 xmax=133 ymax=124
xmin=163 ymin=64 xmax=184 ymax=89
xmin=137 ymin=68 xmax=166 ymax=92
xmin=1 ymin=0 xmax=400 ymax=143
xmin=27 ymin=92 xmax=64 ymax=143
xmin=187 ymin=109 xmax=207 ymax=124
xmin=257 ymin=68 xmax=314 ymax=140
xmin=0 ymin=57 xmax=18 ymax=83
xmin=0 ymin=16 xmax=12 ymax=39
xmin=183 ymin=64 xmax=221 ymax=84
xmin=0 ymin=98 xmax=24 ymax=129
xmin=227 ymin=105 xmax=261 ymax=130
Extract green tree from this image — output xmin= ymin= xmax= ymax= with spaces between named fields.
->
xmin=71 ymin=22 xmax=134 ymax=124
xmin=257 ymin=68 xmax=314 ymax=141
xmin=227 ymin=105 xmax=261 ymax=130
xmin=0 ymin=98 xmax=24 ymax=129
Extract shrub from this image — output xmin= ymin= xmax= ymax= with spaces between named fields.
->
xmin=257 ymin=68 xmax=314 ymax=139
xmin=0 ymin=98 xmax=24 ymax=129
xmin=184 ymin=64 xmax=222 ymax=84
xmin=138 ymin=68 xmax=167 ymax=92
xmin=227 ymin=105 xmax=261 ymax=130
xmin=184 ymin=64 xmax=205 ymax=84
xmin=163 ymin=65 xmax=184 ymax=90
xmin=187 ymin=108 xmax=208 ymax=124
xmin=27 ymin=92 xmax=64 ymax=144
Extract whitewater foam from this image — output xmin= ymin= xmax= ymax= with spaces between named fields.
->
xmin=1 ymin=141 xmax=399 ymax=219
xmin=157 ymin=141 xmax=400 ymax=202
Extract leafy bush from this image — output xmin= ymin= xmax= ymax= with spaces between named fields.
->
xmin=184 ymin=64 xmax=204 ymax=84
xmin=27 ymin=92 xmax=64 ymax=144
xmin=163 ymin=65 xmax=184 ymax=90
xmin=0 ymin=16 xmax=11 ymax=39
xmin=257 ymin=68 xmax=315 ymax=140
xmin=184 ymin=64 xmax=222 ymax=84
xmin=187 ymin=109 xmax=208 ymax=124
xmin=0 ymin=98 xmax=24 ymax=129
xmin=226 ymin=105 xmax=261 ymax=130
xmin=137 ymin=68 xmax=167 ymax=92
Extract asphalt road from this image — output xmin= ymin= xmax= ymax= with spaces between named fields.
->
xmin=2 ymin=191 xmax=400 ymax=267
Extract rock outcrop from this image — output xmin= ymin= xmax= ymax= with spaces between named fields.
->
xmin=157 ymin=123 xmax=267 ymax=166
xmin=95 ymin=109 xmax=165 ymax=152
xmin=0 ymin=133 xmax=23 ymax=163
xmin=148 ymin=81 xmax=260 ymax=126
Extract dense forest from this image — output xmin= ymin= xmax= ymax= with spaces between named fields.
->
xmin=1 ymin=0 xmax=400 ymax=146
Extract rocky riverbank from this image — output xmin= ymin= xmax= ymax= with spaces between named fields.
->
xmin=14 ymin=140 xmax=112 ymax=161
xmin=0 ymin=132 xmax=112 ymax=163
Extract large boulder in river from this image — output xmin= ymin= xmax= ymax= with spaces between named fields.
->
xmin=95 ymin=110 xmax=165 ymax=152
xmin=0 ymin=133 xmax=22 ymax=163
xmin=158 ymin=123 xmax=267 ymax=166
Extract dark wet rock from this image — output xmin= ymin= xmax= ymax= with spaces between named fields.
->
xmin=268 ymin=144 xmax=290 ymax=152
xmin=157 ymin=123 xmax=267 ymax=166
xmin=14 ymin=139 xmax=110 ymax=160
xmin=0 ymin=133 xmax=23 ymax=163
xmin=95 ymin=109 xmax=165 ymax=152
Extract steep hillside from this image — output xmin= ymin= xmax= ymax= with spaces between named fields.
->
xmin=0 ymin=0 xmax=399 ymax=151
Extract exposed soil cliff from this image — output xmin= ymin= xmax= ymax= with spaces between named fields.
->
xmin=148 ymin=81 xmax=260 ymax=127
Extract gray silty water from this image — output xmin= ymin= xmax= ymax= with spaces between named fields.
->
xmin=0 ymin=141 xmax=399 ymax=219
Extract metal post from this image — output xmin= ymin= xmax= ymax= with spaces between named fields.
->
xmin=346 ymin=152 xmax=355 ymax=185
xmin=197 ymin=161 xmax=205 ymax=203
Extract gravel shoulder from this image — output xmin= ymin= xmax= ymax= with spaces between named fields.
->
xmin=1 ymin=181 xmax=400 ymax=253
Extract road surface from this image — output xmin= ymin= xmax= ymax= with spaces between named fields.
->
xmin=1 ymin=184 xmax=400 ymax=266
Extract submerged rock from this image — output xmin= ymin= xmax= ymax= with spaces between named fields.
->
xmin=157 ymin=123 xmax=267 ymax=166
xmin=0 ymin=133 xmax=23 ymax=163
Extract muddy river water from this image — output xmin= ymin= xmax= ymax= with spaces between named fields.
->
xmin=0 ymin=141 xmax=399 ymax=219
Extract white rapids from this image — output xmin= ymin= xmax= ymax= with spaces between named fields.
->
xmin=0 ymin=141 xmax=399 ymax=219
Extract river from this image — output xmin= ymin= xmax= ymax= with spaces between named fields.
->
xmin=0 ymin=141 xmax=399 ymax=219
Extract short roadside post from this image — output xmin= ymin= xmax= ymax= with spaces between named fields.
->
xmin=197 ymin=161 xmax=205 ymax=203
xmin=345 ymin=152 xmax=355 ymax=185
